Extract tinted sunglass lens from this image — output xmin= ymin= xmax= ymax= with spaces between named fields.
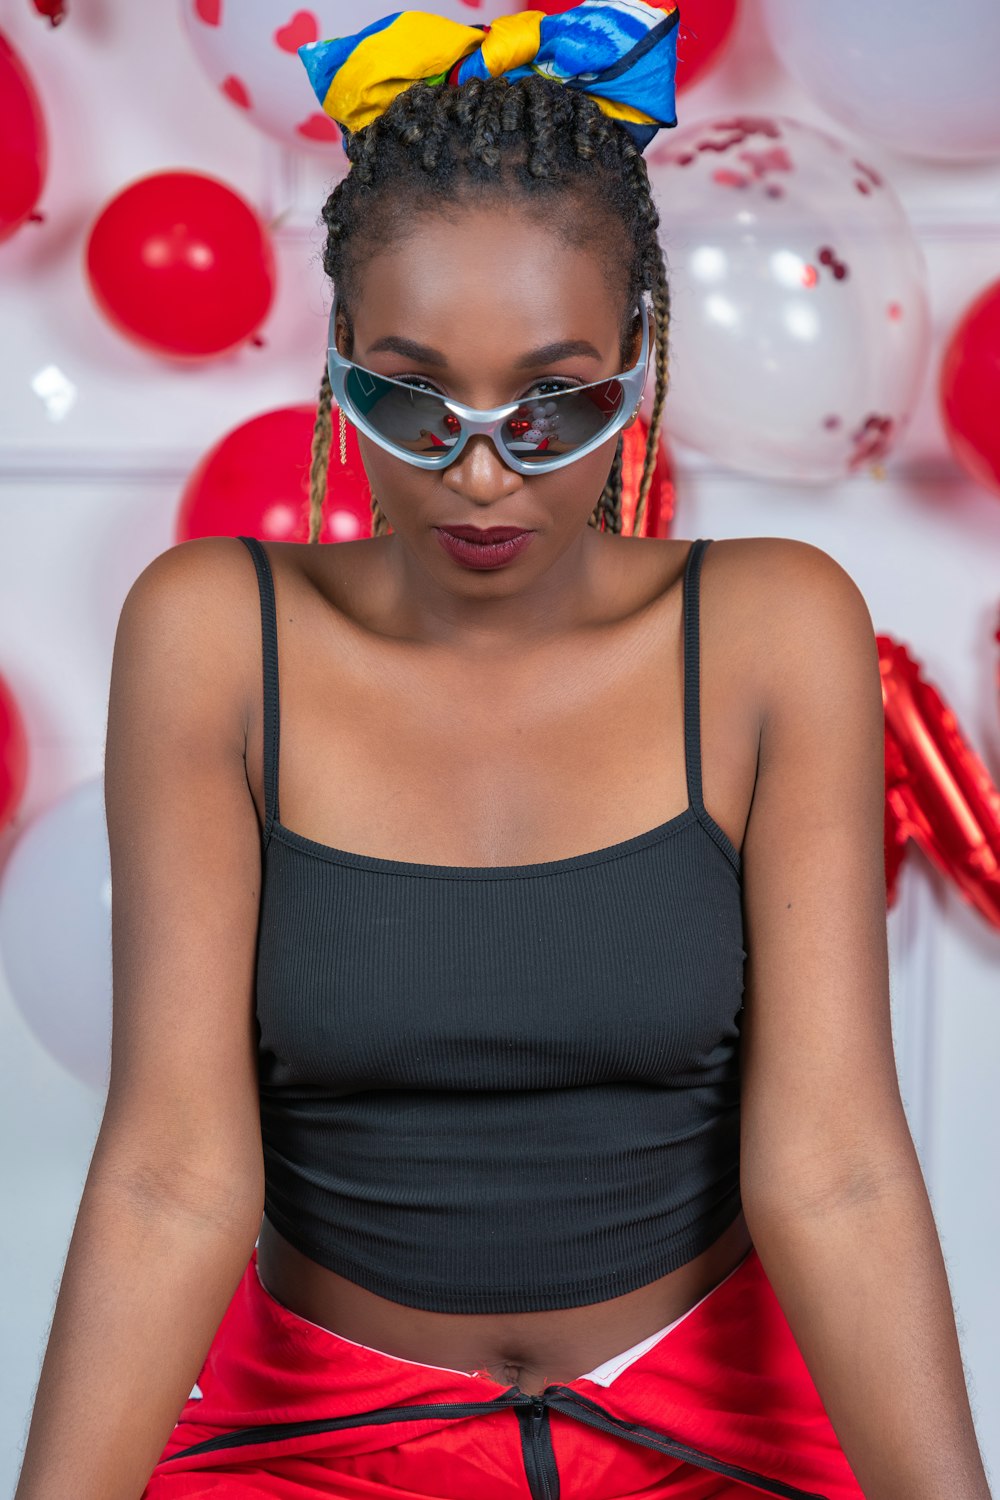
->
xmin=503 ymin=380 xmax=625 ymax=464
xmin=344 ymin=368 xmax=459 ymax=459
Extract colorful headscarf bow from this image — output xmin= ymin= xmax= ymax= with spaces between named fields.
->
xmin=298 ymin=0 xmax=680 ymax=155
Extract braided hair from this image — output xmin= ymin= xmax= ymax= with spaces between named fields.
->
xmin=307 ymin=71 xmax=671 ymax=544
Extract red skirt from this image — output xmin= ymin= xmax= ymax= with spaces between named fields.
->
xmin=143 ymin=1245 xmax=864 ymax=1499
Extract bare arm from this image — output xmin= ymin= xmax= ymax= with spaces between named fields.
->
xmin=734 ymin=538 xmax=992 ymax=1500
xmin=14 ymin=537 xmax=268 ymax=1500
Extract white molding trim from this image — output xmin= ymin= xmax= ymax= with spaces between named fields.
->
xmin=0 ymin=450 xmax=976 ymax=487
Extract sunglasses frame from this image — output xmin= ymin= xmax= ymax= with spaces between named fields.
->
xmin=326 ymin=294 xmax=652 ymax=475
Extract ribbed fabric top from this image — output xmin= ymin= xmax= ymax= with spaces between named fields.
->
xmin=237 ymin=535 xmax=746 ymax=1314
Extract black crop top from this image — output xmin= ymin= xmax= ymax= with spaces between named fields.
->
xmin=237 ymin=534 xmax=746 ymax=1314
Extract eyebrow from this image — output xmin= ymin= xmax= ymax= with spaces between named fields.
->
xmin=364 ymin=334 xmax=604 ymax=368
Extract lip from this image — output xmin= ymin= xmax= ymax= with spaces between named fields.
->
xmin=434 ymin=525 xmax=536 ymax=571
xmin=437 ymin=525 xmax=533 ymax=542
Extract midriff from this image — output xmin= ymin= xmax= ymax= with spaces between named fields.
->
xmin=255 ymin=1207 xmax=754 ymax=1396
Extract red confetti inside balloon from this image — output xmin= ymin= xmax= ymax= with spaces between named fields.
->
xmin=274 ymin=10 xmax=319 ymax=51
xmin=221 ymin=74 xmax=252 ymax=108
xmin=295 ymin=111 xmax=340 ymax=142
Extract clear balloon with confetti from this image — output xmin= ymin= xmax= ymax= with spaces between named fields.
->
xmin=644 ymin=114 xmax=932 ymax=484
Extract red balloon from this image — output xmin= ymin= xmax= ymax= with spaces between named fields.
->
xmin=939 ymin=278 xmax=1000 ymax=499
xmin=176 ymin=404 xmax=375 ymax=544
xmin=674 ymin=0 xmax=740 ymax=92
xmin=84 ymin=170 xmax=276 ymax=359
xmin=520 ymin=0 xmax=739 ymax=94
xmin=618 ymin=416 xmax=676 ymax=536
xmin=0 ymin=671 xmax=29 ymax=833
xmin=0 ymin=31 xmax=48 ymax=242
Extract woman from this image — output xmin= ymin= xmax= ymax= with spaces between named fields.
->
xmin=14 ymin=5 xmax=993 ymax=1499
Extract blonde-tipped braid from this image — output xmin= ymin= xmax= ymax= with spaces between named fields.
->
xmin=307 ymin=365 xmax=333 ymax=545
xmin=630 ymin=276 xmax=670 ymax=540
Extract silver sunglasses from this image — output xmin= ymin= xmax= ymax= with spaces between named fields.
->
xmin=326 ymin=295 xmax=652 ymax=475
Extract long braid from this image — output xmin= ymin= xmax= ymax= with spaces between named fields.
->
xmin=595 ymin=435 xmax=624 ymax=533
xmin=620 ymin=141 xmax=672 ymax=538
xmin=635 ymin=274 xmax=671 ymax=536
xmin=307 ymin=72 xmax=672 ymax=544
xmin=308 ymin=364 xmax=333 ymax=545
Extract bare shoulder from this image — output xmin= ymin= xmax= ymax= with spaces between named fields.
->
xmin=703 ymin=534 xmax=872 ymax=622
xmin=119 ymin=532 xmax=262 ymax=632
xmin=114 ymin=534 xmax=266 ymax=734
xmin=701 ymin=535 xmax=878 ymax=715
xmin=600 ymin=532 xmax=875 ymax=698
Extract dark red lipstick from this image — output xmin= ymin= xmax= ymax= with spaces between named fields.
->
xmin=434 ymin=524 xmax=535 ymax=570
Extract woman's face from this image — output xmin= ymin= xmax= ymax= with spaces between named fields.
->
xmin=335 ymin=206 xmax=644 ymax=592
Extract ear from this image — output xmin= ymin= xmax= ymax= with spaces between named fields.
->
xmin=334 ymin=308 xmax=353 ymax=359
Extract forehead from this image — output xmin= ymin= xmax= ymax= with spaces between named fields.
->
xmin=351 ymin=207 xmax=623 ymax=356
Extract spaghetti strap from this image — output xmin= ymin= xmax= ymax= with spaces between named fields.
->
xmin=681 ymin=537 xmax=712 ymax=816
xmin=681 ymin=538 xmax=741 ymax=874
xmin=236 ymin=535 xmax=281 ymax=845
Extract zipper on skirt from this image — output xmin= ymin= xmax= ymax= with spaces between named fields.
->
xmin=515 ymin=1395 xmax=560 ymax=1500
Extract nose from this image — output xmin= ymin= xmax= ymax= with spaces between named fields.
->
xmin=442 ymin=432 xmax=522 ymax=502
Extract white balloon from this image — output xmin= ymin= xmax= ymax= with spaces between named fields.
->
xmin=761 ymin=0 xmax=1000 ymax=163
xmin=0 ymin=777 xmax=111 ymax=1092
xmin=179 ymin=0 xmax=520 ymax=158
xmin=644 ymin=114 xmax=931 ymax=483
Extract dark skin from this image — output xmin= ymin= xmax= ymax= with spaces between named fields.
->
xmin=252 ymin=210 xmax=757 ymax=1393
xmin=257 ymin=209 xmax=993 ymax=1485
xmin=14 ymin=206 xmax=991 ymax=1498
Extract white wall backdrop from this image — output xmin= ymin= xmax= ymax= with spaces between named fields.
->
xmin=2 ymin=1 xmax=999 ymax=1493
